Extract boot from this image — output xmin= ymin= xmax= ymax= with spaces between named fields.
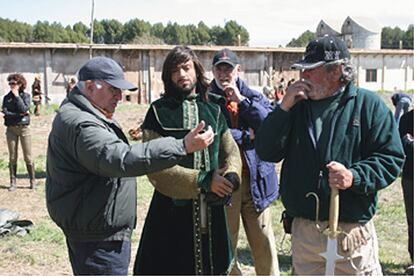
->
xmin=26 ymin=163 xmax=36 ymax=189
xmin=8 ymin=164 xmax=17 ymax=192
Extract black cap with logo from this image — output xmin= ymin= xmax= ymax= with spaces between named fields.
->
xmin=212 ymin=48 xmax=239 ymax=67
xmin=292 ymin=35 xmax=350 ymax=70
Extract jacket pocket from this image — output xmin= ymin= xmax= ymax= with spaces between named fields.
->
xmin=256 ymin=162 xmax=278 ymax=198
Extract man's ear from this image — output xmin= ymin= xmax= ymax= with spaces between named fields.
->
xmin=85 ymin=80 xmax=95 ymax=92
xmin=235 ymin=64 xmax=241 ymax=73
xmin=82 ymin=80 xmax=96 ymax=97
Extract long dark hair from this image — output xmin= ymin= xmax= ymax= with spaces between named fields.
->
xmin=162 ymin=45 xmax=209 ymax=101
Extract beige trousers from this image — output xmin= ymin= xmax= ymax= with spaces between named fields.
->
xmin=6 ymin=125 xmax=32 ymax=165
xmin=226 ymin=174 xmax=279 ymax=276
xmin=291 ymin=217 xmax=383 ymax=275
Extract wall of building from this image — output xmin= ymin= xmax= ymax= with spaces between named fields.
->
xmin=354 ymin=51 xmax=414 ymax=91
xmin=0 ymin=44 xmax=412 ymax=106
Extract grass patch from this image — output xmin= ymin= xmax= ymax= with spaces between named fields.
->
xmin=29 ymin=103 xmax=59 ymax=116
xmin=25 ymin=219 xmax=65 ymax=245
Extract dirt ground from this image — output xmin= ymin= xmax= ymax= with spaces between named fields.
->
xmin=0 ymin=94 xmax=410 ymax=275
xmin=0 ymin=103 xmax=147 ymax=275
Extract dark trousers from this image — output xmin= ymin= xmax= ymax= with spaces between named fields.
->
xmin=66 ymin=239 xmax=131 ymax=275
xmin=402 ymin=178 xmax=413 ymax=261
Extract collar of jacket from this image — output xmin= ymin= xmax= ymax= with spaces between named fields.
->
xmin=336 ymin=82 xmax=357 ymax=106
xmin=67 ymin=87 xmax=120 ymax=127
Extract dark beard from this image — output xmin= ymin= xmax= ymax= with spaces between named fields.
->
xmin=172 ymin=81 xmax=197 ymax=96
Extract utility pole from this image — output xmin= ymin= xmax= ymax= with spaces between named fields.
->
xmin=89 ymin=0 xmax=95 ymax=59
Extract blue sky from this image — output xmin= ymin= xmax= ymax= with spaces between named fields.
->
xmin=1 ymin=0 xmax=413 ymax=46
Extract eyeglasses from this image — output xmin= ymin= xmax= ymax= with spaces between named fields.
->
xmin=95 ymin=80 xmax=122 ymax=96
xmin=108 ymin=85 xmax=122 ymax=97
xmin=214 ymin=65 xmax=235 ymax=74
xmin=8 ymin=82 xmax=17 ymax=86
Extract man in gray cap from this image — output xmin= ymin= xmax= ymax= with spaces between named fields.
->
xmin=46 ymin=56 xmax=214 ymax=275
xmin=255 ymin=35 xmax=404 ymax=275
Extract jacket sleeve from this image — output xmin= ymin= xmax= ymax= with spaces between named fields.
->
xmin=74 ymin=121 xmax=187 ymax=178
xmin=143 ymin=129 xmax=201 ymax=199
xmin=349 ymin=104 xmax=405 ymax=194
xmin=2 ymin=93 xmax=30 ymax=116
xmin=15 ymin=93 xmax=31 ymax=113
xmin=230 ymin=128 xmax=249 ymax=145
xmin=220 ymin=129 xmax=242 ymax=181
xmin=255 ymin=105 xmax=294 ymax=163
xmin=238 ymin=90 xmax=273 ymax=132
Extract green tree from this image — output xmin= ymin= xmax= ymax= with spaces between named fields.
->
xmin=403 ymin=24 xmax=413 ymax=49
xmin=32 ymin=21 xmax=69 ymax=43
xmin=382 ymin=26 xmax=405 ymax=49
xmin=65 ymin=25 xmax=88 ymax=43
xmin=73 ymin=22 xmax=88 ymax=35
xmin=186 ymin=24 xmax=198 ymax=45
xmin=195 ymin=21 xmax=211 ymax=45
xmin=0 ymin=18 xmax=32 ymax=42
xmin=90 ymin=20 xmax=105 ymax=44
xmin=286 ymin=30 xmax=315 ymax=47
xmin=101 ymin=19 xmax=123 ymax=44
xmin=150 ymin=22 xmax=164 ymax=39
xmin=209 ymin=25 xmax=224 ymax=45
xmin=209 ymin=21 xmax=249 ymax=46
xmin=122 ymin=18 xmax=151 ymax=43
xmin=163 ymin=22 xmax=188 ymax=44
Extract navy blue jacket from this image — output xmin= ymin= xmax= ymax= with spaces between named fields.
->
xmin=209 ymin=79 xmax=278 ymax=212
xmin=2 ymin=91 xmax=31 ymax=126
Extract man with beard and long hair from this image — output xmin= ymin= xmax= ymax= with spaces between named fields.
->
xmin=134 ymin=45 xmax=242 ymax=275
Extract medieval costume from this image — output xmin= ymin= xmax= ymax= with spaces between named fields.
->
xmin=134 ymin=92 xmax=242 ymax=275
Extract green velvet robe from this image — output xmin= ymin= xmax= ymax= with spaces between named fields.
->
xmin=134 ymin=93 xmax=242 ymax=275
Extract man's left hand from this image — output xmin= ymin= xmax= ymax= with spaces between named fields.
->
xmin=326 ymin=161 xmax=353 ymax=190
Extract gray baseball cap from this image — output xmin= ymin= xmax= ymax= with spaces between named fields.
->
xmin=78 ymin=56 xmax=137 ymax=91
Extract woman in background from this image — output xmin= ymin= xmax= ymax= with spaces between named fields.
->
xmin=2 ymin=74 xmax=36 ymax=191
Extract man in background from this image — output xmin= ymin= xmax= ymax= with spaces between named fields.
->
xmin=399 ymin=109 xmax=413 ymax=275
xmin=209 ymin=48 xmax=280 ymax=275
xmin=391 ymin=87 xmax=412 ymax=123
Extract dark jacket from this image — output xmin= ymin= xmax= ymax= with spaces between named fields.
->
xmin=255 ymin=83 xmax=405 ymax=223
xmin=391 ymin=92 xmax=412 ymax=106
xmin=209 ymin=79 xmax=278 ymax=212
xmin=46 ymin=88 xmax=187 ymax=242
xmin=1 ymin=91 xmax=31 ymax=126
xmin=399 ymin=109 xmax=413 ymax=180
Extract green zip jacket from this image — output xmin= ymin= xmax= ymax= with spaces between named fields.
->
xmin=46 ymin=88 xmax=187 ymax=242
xmin=255 ymin=83 xmax=404 ymax=223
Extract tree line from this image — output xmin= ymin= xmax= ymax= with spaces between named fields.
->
xmin=287 ymin=25 xmax=414 ymax=49
xmin=0 ymin=17 xmax=249 ymax=46
xmin=1 ymin=17 xmax=412 ymax=49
